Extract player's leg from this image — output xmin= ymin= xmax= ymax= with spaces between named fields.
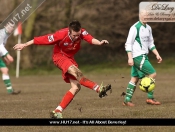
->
xmin=0 ymin=67 xmax=13 ymax=94
xmin=67 ymin=65 xmax=98 ymax=91
xmin=50 ymin=79 xmax=80 ymax=118
xmin=123 ymin=66 xmax=139 ymax=106
xmin=0 ymin=58 xmax=20 ymax=94
xmin=67 ymin=65 xmax=112 ymax=98
xmin=144 ymin=65 xmax=160 ymax=105
xmin=0 ymin=58 xmax=13 ymax=94
xmin=135 ymin=55 xmax=160 ymax=105
xmin=3 ymin=54 xmax=13 ymax=64
xmin=123 ymin=55 xmax=147 ymax=106
xmin=53 ymin=54 xmax=111 ymax=96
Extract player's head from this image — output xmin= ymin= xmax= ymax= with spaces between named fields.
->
xmin=4 ymin=22 xmax=15 ymax=34
xmin=139 ymin=9 xmax=147 ymax=24
xmin=69 ymin=20 xmax=81 ymax=41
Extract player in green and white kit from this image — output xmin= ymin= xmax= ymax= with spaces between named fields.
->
xmin=123 ymin=10 xmax=162 ymax=106
xmin=0 ymin=23 xmax=21 ymax=94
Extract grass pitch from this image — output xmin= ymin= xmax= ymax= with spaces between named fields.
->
xmin=0 ymin=67 xmax=175 ymax=132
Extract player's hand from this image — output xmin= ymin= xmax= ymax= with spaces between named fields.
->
xmin=156 ymin=55 xmax=162 ymax=63
xmin=128 ymin=58 xmax=134 ymax=66
xmin=13 ymin=44 xmax=26 ymax=51
xmin=100 ymin=40 xmax=109 ymax=45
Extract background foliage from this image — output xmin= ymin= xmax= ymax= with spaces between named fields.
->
xmin=0 ymin=0 xmax=175 ymax=70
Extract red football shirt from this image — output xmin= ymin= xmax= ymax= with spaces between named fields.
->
xmin=34 ymin=28 xmax=94 ymax=57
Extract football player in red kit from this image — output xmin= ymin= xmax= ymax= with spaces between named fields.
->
xmin=13 ymin=20 xmax=112 ymax=118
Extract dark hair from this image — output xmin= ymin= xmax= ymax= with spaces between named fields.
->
xmin=69 ymin=20 xmax=81 ymax=32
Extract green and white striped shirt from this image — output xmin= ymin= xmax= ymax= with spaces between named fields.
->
xmin=125 ymin=21 xmax=156 ymax=58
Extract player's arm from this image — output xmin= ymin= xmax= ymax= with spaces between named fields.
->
xmin=148 ymin=27 xmax=162 ymax=63
xmin=127 ymin=52 xmax=133 ymax=66
xmin=92 ymin=39 xmax=109 ymax=45
xmin=125 ymin=27 xmax=137 ymax=66
xmin=13 ymin=31 xmax=61 ymax=51
xmin=34 ymin=31 xmax=61 ymax=45
xmin=152 ymin=49 xmax=162 ymax=63
xmin=13 ymin=39 xmax=34 ymax=50
xmin=81 ymin=29 xmax=109 ymax=45
xmin=148 ymin=26 xmax=156 ymax=51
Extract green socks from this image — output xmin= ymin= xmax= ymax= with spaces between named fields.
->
xmin=124 ymin=81 xmax=154 ymax=102
xmin=147 ymin=90 xmax=154 ymax=99
xmin=124 ymin=82 xmax=136 ymax=102
xmin=2 ymin=74 xmax=13 ymax=94
xmin=3 ymin=79 xmax=13 ymax=93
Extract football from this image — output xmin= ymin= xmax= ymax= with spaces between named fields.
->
xmin=139 ymin=77 xmax=155 ymax=92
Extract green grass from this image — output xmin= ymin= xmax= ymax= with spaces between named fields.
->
xmin=8 ymin=57 xmax=175 ymax=76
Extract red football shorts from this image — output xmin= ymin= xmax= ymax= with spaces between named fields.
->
xmin=53 ymin=53 xmax=78 ymax=83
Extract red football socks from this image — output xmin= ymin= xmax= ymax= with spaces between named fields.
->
xmin=55 ymin=91 xmax=74 ymax=112
xmin=79 ymin=77 xmax=99 ymax=91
